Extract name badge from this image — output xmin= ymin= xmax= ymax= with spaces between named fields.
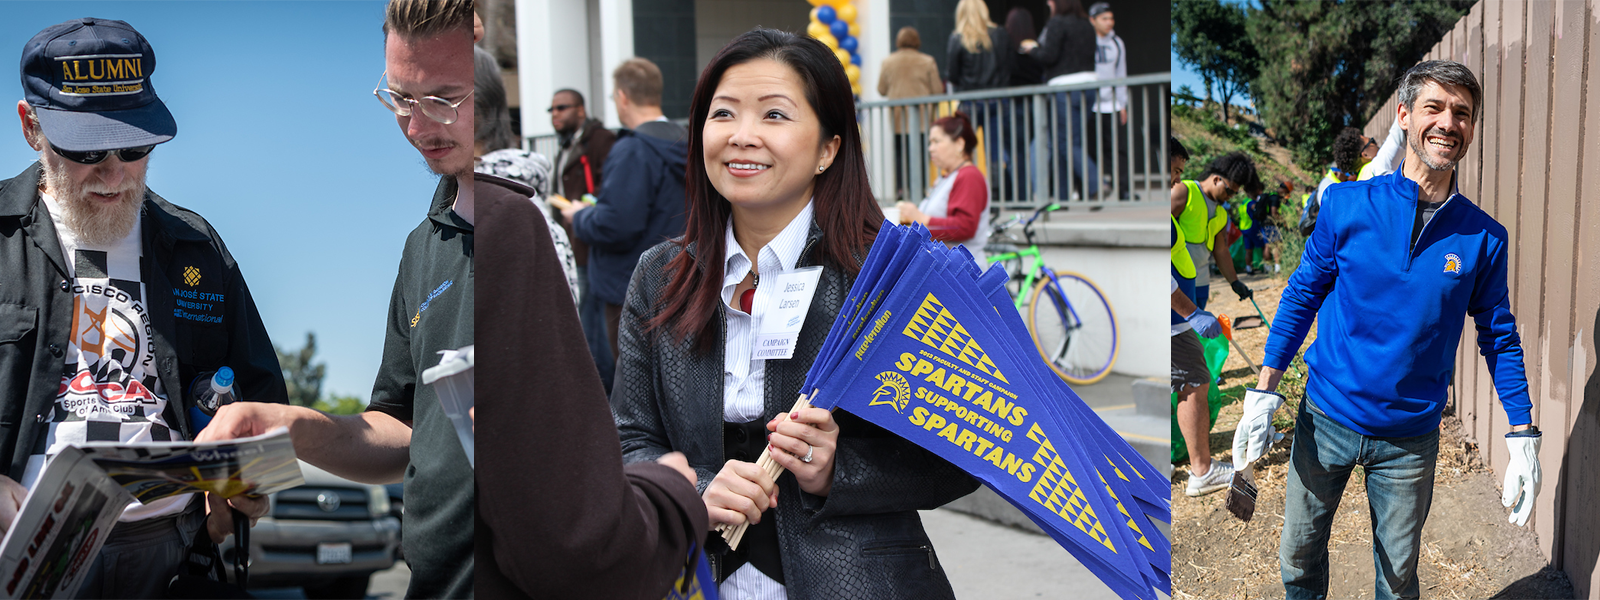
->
xmin=752 ymin=266 xmax=823 ymax=360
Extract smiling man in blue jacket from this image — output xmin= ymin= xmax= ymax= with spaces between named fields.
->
xmin=1231 ymin=60 xmax=1542 ymax=600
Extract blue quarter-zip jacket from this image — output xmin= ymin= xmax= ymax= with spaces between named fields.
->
xmin=1262 ymin=168 xmax=1530 ymax=437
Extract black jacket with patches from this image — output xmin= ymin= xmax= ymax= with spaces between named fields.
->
xmin=0 ymin=162 xmax=286 ymax=479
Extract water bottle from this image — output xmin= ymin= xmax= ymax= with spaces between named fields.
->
xmin=189 ymin=367 xmax=236 ymax=434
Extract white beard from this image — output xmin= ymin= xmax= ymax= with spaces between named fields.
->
xmin=40 ymin=157 xmax=146 ymax=246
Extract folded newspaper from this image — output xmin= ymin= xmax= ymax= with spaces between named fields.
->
xmin=0 ymin=428 xmax=302 ymax=599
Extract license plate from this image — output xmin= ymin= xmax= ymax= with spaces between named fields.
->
xmin=316 ymin=542 xmax=353 ymax=565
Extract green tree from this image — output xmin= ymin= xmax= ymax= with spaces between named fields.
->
xmin=1172 ymin=0 xmax=1258 ymax=124
xmin=1246 ymin=0 xmax=1473 ymax=170
xmin=314 ymin=394 xmax=367 ymax=416
xmin=276 ymin=332 xmax=326 ymax=408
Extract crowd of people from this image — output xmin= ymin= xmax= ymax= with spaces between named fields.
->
xmin=877 ymin=0 xmax=1136 ymax=203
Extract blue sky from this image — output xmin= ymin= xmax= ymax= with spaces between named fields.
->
xmin=1171 ymin=0 xmax=1256 ymax=107
xmin=0 ymin=2 xmax=444 ymax=401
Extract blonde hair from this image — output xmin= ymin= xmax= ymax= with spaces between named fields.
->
xmin=383 ymin=0 xmax=474 ymax=39
xmin=613 ymin=57 xmax=664 ymax=107
xmin=955 ymin=0 xmax=995 ymax=54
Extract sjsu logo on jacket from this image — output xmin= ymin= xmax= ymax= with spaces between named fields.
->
xmin=1444 ymin=253 xmax=1462 ymax=274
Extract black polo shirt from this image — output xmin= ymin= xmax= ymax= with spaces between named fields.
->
xmin=366 ymin=176 xmax=474 ymax=598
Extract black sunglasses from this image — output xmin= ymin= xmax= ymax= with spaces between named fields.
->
xmin=50 ymin=143 xmax=155 ymax=165
xmin=547 ymin=103 xmax=577 ymax=113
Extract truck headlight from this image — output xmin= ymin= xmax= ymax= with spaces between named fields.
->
xmin=368 ymin=485 xmax=391 ymax=517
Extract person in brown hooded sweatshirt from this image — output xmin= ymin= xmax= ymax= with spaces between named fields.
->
xmin=475 ymin=171 xmax=710 ymax=599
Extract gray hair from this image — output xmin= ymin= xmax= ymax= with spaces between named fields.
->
xmin=474 ymin=45 xmax=517 ymax=153
xmin=1397 ymin=60 xmax=1482 ymax=124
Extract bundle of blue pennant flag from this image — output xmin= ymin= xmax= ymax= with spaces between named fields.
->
xmin=733 ymin=220 xmax=1171 ymax=600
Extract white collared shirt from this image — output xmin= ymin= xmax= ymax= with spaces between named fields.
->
xmin=718 ymin=200 xmax=814 ymax=600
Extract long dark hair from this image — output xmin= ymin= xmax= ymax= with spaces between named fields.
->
xmin=1053 ymin=0 xmax=1088 ymax=18
xmin=649 ymin=28 xmax=881 ymax=351
xmin=1004 ymin=7 xmax=1036 ymax=52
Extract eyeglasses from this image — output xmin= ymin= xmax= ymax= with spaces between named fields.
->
xmin=547 ymin=103 xmax=577 ymax=113
xmin=1362 ymin=137 xmax=1379 ymax=151
xmin=373 ymin=71 xmax=474 ymax=125
xmin=50 ymin=143 xmax=155 ymax=165
xmin=1218 ymin=178 xmax=1241 ymax=198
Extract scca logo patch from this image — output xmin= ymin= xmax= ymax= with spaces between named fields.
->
xmin=1443 ymin=253 xmax=1462 ymax=274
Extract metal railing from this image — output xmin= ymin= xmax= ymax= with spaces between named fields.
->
xmin=527 ymin=73 xmax=1170 ymax=210
xmin=859 ymin=73 xmax=1170 ymax=209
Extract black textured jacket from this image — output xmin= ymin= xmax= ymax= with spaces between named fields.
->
xmin=1030 ymin=14 xmax=1096 ymax=80
xmin=946 ymin=26 xmax=1012 ymax=92
xmin=612 ymin=224 xmax=980 ymax=600
xmin=0 ymin=162 xmax=286 ymax=479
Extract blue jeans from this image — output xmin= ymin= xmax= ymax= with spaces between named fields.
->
xmin=1051 ymin=90 xmax=1099 ymax=200
xmin=578 ymin=269 xmax=614 ymax=391
xmin=1280 ymin=397 xmax=1439 ymax=600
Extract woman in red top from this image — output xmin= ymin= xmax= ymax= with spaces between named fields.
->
xmin=897 ymin=112 xmax=991 ymax=263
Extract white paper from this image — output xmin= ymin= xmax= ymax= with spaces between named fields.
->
xmin=752 ymin=267 xmax=824 ymax=361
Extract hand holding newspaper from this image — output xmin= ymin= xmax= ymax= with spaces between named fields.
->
xmin=0 ymin=428 xmax=302 ymax=599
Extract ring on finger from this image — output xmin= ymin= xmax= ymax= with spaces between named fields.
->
xmin=801 ymin=445 xmax=815 ymax=463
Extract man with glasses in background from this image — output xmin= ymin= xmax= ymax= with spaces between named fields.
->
xmin=1171 ymin=151 xmax=1256 ymax=311
xmin=548 ymin=88 xmax=617 ymax=389
xmin=0 ymin=18 xmax=286 ymax=597
xmin=197 ymin=1 xmax=476 ymax=597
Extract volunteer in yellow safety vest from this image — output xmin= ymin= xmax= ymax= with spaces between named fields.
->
xmin=1170 ymin=151 xmax=1256 ymax=308
xmin=1171 ymin=212 xmax=1229 ymax=495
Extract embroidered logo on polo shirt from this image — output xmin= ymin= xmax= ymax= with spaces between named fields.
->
xmin=1444 ymin=253 xmax=1462 ymax=274
xmin=182 ymin=266 xmax=201 ymax=286
xmin=411 ymin=279 xmax=454 ymax=328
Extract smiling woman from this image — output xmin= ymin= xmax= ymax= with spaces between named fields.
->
xmin=609 ymin=27 xmax=978 ymax=600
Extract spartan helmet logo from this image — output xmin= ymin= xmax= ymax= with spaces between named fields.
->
xmin=1443 ymin=253 xmax=1462 ymax=274
xmin=869 ymin=371 xmax=911 ymax=413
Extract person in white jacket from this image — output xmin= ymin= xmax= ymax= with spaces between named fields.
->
xmin=1089 ymin=2 xmax=1130 ymax=199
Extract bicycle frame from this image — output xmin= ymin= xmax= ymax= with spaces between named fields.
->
xmin=985 ymin=203 xmax=1065 ymax=309
xmin=986 ymin=246 xmax=1046 ymax=309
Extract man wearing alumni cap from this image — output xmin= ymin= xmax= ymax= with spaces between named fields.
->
xmin=0 ymin=17 xmax=286 ymax=597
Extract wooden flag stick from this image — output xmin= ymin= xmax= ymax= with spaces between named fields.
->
xmin=717 ymin=393 xmax=813 ymax=550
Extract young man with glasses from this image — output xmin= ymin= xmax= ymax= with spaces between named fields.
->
xmin=1170 ymin=151 xmax=1256 ymax=311
xmin=197 ymin=1 xmax=476 ymax=597
xmin=0 ymin=18 xmax=286 ymax=597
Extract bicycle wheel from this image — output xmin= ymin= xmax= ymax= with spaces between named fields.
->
xmin=1027 ymin=270 xmax=1118 ymax=385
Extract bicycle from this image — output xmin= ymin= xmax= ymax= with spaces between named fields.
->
xmin=983 ymin=203 xmax=1119 ymax=385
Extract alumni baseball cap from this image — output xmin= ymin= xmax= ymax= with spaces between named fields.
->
xmin=20 ymin=18 xmax=176 ymax=152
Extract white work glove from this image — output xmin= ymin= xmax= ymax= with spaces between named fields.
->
xmin=1501 ymin=428 xmax=1542 ymax=527
xmin=1232 ymin=389 xmax=1285 ymax=470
